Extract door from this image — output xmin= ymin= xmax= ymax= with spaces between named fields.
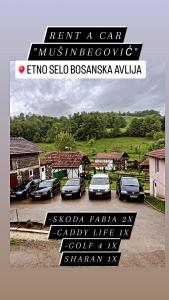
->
xmin=40 ymin=166 xmax=46 ymax=180
xmin=10 ymin=173 xmax=18 ymax=189
xmin=153 ymin=180 xmax=157 ymax=197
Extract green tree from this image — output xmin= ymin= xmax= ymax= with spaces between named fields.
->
xmin=113 ymin=116 xmax=121 ymax=137
xmin=153 ymin=131 xmax=165 ymax=141
xmin=55 ymin=131 xmax=77 ymax=151
xmin=149 ymin=138 xmax=165 ymax=151
xmin=142 ymin=115 xmax=162 ymax=137
xmin=127 ymin=118 xmax=144 ymax=136
xmin=88 ymin=138 xmax=95 ymax=147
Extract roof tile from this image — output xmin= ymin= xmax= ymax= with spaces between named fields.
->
xmin=95 ymin=151 xmax=128 ymax=160
xmin=10 ymin=137 xmax=42 ymax=155
xmin=147 ymin=148 xmax=165 ymax=159
xmin=41 ymin=151 xmax=90 ymax=168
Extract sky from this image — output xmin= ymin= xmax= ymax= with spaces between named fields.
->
xmin=10 ymin=61 xmax=165 ymax=117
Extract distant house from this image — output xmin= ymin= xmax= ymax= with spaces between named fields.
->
xmin=147 ymin=148 xmax=165 ymax=199
xmin=41 ymin=151 xmax=90 ymax=179
xmin=140 ymin=159 xmax=149 ymax=173
xmin=10 ymin=137 xmax=42 ymax=188
xmin=94 ymin=151 xmax=129 ymax=171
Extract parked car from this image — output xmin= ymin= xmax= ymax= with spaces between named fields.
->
xmin=61 ymin=178 xmax=86 ymax=199
xmin=10 ymin=179 xmax=41 ymax=200
xmin=30 ymin=178 xmax=60 ymax=199
xmin=116 ymin=176 xmax=144 ymax=201
xmin=88 ymin=173 xmax=111 ymax=199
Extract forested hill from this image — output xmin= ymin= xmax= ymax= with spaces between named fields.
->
xmin=10 ymin=110 xmax=165 ymax=143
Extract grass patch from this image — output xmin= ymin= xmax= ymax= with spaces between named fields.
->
xmin=10 ymin=238 xmax=26 ymax=245
xmin=145 ymin=196 xmax=165 ymax=213
xmin=38 ymin=136 xmax=153 ymax=161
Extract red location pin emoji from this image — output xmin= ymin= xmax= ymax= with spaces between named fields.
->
xmin=18 ymin=65 xmax=25 ymax=73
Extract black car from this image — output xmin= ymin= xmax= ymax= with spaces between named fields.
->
xmin=10 ymin=179 xmax=41 ymax=200
xmin=116 ymin=176 xmax=144 ymax=201
xmin=61 ymin=178 xmax=86 ymax=199
xmin=30 ymin=178 xmax=60 ymax=199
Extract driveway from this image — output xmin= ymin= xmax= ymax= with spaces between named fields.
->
xmin=10 ymin=190 xmax=165 ymax=267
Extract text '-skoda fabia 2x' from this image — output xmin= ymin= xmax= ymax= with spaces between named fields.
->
xmin=88 ymin=174 xmax=111 ymax=199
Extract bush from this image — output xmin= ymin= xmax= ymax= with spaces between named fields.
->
xmin=153 ymin=131 xmax=165 ymax=141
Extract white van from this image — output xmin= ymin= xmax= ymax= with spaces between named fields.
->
xmin=88 ymin=173 xmax=111 ymax=199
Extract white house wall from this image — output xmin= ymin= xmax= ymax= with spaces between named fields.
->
xmin=52 ymin=166 xmax=82 ymax=179
xmin=149 ymin=157 xmax=165 ymax=199
xmin=67 ymin=168 xmax=79 ymax=178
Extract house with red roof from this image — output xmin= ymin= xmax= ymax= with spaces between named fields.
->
xmin=94 ymin=151 xmax=129 ymax=171
xmin=41 ymin=151 xmax=90 ymax=179
xmin=140 ymin=159 xmax=149 ymax=173
xmin=147 ymin=148 xmax=165 ymax=199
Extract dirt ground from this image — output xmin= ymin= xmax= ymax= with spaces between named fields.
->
xmin=10 ymin=239 xmax=61 ymax=268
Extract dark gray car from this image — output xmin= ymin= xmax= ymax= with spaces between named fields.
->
xmin=61 ymin=178 xmax=85 ymax=199
xmin=116 ymin=176 xmax=144 ymax=201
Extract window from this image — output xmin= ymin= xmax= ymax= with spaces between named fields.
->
xmin=155 ymin=158 xmax=159 ymax=173
xmin=29 ymin=169 xmax=34 ymax=177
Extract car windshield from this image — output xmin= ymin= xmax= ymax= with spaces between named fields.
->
xmin=122 ymin=178 xmax=139 ymax=186
xmin=15 ymin=185 xmax=26 ymax=191
xmin=39 ymin=181 xmax=53 ymax=188
xmin=91 ymin=178 xmax=109 ymax=185
xmin=25 ymin=182 xmax=31 ymax=188
xmin=65 ymin=180 xmax=80 ymax=186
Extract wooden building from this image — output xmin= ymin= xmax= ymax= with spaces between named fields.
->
xmin=94 ymin=151 xmax=129 ymax=171
xmin=10 ymin=137 xmax=42 ymax=188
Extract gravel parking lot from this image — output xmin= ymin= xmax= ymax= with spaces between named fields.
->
xmin=10 ymin=190 xmax=165 ymax=267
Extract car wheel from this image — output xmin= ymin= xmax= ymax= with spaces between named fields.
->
xmin=140 ymin=196 xmax=144 ymax=202
xmin=78 ymin=191 xmax=82 ymax=198
xmin=50 ymin=191 xmax=53 ymax=198
xmin=119 ymin=193 xmax=123 ymax=200
xmin=26 ymin=192 xmax=29 ymax=198
xmin=108 ymin=191 xmax=111 ymax=199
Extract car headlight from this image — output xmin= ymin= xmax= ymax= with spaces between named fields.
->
xmin=140 ymin=191 xmax=144 ymax=194
xmin=17 ymin=191 xmax=24 ymax=194
xmin=121 ymin=190 xmax=127 ymax=194
xmin=89 ymin=189 xmax=94 ymax=192
xmin=105 ymin=189 xmax=110 ymax=192
xmin=43 ymin=192 xmax=48 ymax=195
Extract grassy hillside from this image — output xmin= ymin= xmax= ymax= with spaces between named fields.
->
xmin=38 ymin=136 xmax=153 ymax=161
